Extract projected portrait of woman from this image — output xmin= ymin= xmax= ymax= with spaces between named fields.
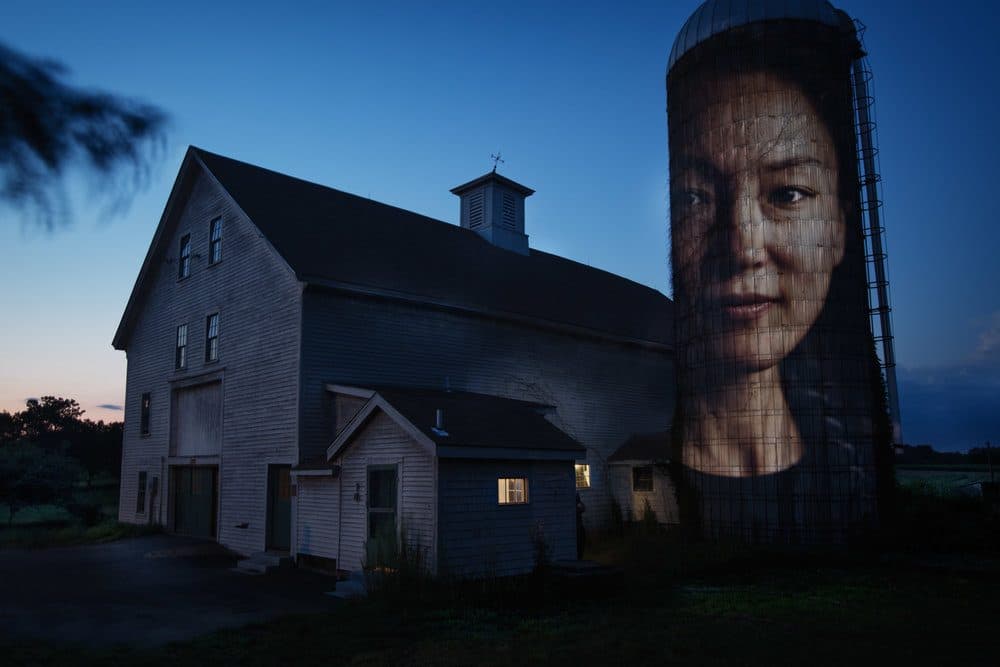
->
xmin=667 ymin=19 xmax=888 ymax=542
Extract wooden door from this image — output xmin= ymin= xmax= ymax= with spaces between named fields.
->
xmin=267 ymin=465 xmax=292 ymax=551
xmin=172 ymin=466 xmax=217 ymax=538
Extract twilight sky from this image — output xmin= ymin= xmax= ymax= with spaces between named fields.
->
xmin=1 ymin=0 xmax=998 ymax=451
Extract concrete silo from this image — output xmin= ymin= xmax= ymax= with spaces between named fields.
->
xmin=666 ymin=0 xmax=898 ymax=543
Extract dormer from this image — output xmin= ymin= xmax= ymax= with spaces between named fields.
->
xmin=450 ymin=171 xmax=534 ymax=255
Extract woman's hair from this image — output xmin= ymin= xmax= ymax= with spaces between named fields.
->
xmin=667 ymin=20 xmax=890 ymax=542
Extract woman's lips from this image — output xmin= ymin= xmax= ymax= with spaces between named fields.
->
xmin=717 ymin=293 xmax=779 ymax=320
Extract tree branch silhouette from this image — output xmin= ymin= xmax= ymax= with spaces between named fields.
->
xmin=0 ymin=41 xmax=168 ymax=230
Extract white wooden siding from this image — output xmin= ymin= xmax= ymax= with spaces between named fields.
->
xmin=608 ymin=464 xmax=679 ymax=525
xmin=295 ymin=477 xmax=340 ymax=562
xmin=438 ymin=459 xmax=576 ymax=578
xmin=118 ymin=166 xmax=302 ymax=555
xmin=300 ymin=290 xmax=674 ymax=532
xmin=333 ymin=412 xmax=436 ymax=572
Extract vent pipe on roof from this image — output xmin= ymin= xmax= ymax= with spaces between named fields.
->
xmin=432 ymin=409 xmax=449 ymax=437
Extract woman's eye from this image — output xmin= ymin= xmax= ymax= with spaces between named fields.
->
xmin=678 ymin=189 xmax=709 ymax=208
xmin=770 ymin=187 xmax=813 ymax=205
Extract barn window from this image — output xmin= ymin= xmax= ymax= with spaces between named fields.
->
xmin=497 ymin=477 xmax=528 ymax=505
xmin=205 ymin=313 xmax=219 ymax=362
xmin=178 ymin=234 xmax=191 ymax=279
xmin=632 ymin=465 xmax=653 ymax=492
xmin=140 ymin=392 xmax=151 ymax=436
xmin=208 ymin=217 xmax=223 ymax=265
xmin=136 ymin=471 xmax=148 ymax=514
xmin=575 ymin=464 xmax=590 ymax=489
xmin=175 ymin=324 xmax=188 ymax=370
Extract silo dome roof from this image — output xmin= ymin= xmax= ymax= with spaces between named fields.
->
xmin=668 ymin=0 xmax=847 ymax=71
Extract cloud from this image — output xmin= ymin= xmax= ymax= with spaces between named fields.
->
xmin=97 ymin=403 xmax=123 ymax=411
xmin=976 ymin=310 xmax=1000 ymax=359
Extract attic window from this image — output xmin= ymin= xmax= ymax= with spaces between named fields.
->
xmin=178 ymin=234 xmax=191 ymax=279
xmin=501 ymin=192 xmax=516 ymax=229
xmin=209 ymin=217 xmax=222 ymax=265
xmin=468 ymin=191 xmax=484 ymax=228
xmin=497 ymin=477 xmax=528 ymax=505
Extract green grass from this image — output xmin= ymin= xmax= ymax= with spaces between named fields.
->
xmin=0 ymin=519 xmax=160 ymax=549
xmin=2 ymin=489 xmax=998 ymax=665
xmin=3 ymin=551 xmax=998 ymax=666
xmin=5 ymin=519 xmax=1000 ymax=666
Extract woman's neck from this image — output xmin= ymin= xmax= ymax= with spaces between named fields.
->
xmin=681 ymin=364 xmax=803 ymax=477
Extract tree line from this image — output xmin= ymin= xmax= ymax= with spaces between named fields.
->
xmin=0 ymin=396 xmax=123 ymax=526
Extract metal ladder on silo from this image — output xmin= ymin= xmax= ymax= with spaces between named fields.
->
xmin=851 ymin=19 xmax=903 ymax=445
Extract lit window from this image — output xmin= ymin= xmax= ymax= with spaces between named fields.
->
xmin=140 ymin=392 xmax=151 ymax=435
xmin=178 ymin=234 xmax=191 ymax=279
xmin=632 ymin=465 xmax=653 ymax=492
xmin=205 ymin=313 xmax=219 ymax=362
xmin=497 ymin=477 xmax=528 ymax=505
xmin=575 ymin=463 xmax=590 ymax=489
xmin=175 ymin=324 xmax=188 ymax=369
xmin=209 ymin=217 xmax=222 ymax=265
xmin=136 ymin=471 xmax=148 ymax=514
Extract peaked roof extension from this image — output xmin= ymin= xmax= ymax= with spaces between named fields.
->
xmin=114 ymin=147 xmax=673 ymax=349
xmin=328 ymin=386 xmax=584 ymax=461
xmin=609 ymin=431 xmax=673 ymax=463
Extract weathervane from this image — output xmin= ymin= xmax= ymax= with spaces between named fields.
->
xmin=490 ymin=151 xmax=504 ymax=173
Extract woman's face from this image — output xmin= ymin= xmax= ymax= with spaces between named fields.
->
xmin=671 ymin=70 xmax=846 ymax=372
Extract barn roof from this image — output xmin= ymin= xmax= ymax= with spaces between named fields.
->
xmin=191 ymin=147 xmax=671 ymax=347
xmin=327 ymin=386 xmax=584 ymax=460
xmin=609 ymin=431 xmax=673 ymax=463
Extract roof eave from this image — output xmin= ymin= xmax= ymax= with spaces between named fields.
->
xmin=112 ymin=147 xmax=201 ymax=351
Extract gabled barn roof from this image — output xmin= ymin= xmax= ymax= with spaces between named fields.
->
xmin=328 ymin=387 xmax=584 ymax=461
xmin=609 ymin=431 xmax=673 ymax=463
xmin=115 ymin=146 xmax=673 ymax=349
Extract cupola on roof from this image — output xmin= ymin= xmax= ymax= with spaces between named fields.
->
xmin=668 ymin=0 xmax=849 ymax=71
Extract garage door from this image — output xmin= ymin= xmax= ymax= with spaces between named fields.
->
xmin=172 ymin=466 xmax=217 ymax=538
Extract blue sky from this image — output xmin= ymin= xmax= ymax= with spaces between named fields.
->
xmin=1 ymin=0 xmax=998 ymax=450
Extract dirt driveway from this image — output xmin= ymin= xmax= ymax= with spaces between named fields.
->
xmin=0 ymin=534 xmax=339 ymax=647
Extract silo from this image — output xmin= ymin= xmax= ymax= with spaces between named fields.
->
xmin=666 ymin=0 xmax=897 ymax=543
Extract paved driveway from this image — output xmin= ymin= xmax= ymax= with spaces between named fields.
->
xmin=0 ymin=535 xmax=340 ymax=647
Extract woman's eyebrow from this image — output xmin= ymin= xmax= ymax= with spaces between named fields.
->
xmin=762 ymin=156 xmax=824 ymax=172
xmin=673 ymin=155 xmax=721 ymax=178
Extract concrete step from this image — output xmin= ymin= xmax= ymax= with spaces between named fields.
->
xmin=232 ymin=551 xmax=293 ymax=576
xmin=325 ymin=570 xmax=367 ymax=599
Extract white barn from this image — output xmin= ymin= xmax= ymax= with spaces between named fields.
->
xmin=113 ymin=147 xmax=675 ymax=576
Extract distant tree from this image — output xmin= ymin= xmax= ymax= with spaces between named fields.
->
xmin=2 ymin=397 xmax=123 ymax=485
xmin=0 ymin=410 xmax=20 ymax=445
xmin=0 ymin=442 xmax=82 ymax=527
xmin=67 ymin=419 xmax=123 ymax=486
xmin=0 ymin=41 xmax=167 ymax=230
xmin=18 ymin=396 xmax=84 ymax=443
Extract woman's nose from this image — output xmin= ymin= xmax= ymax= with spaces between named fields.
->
xmin=718 ymin=187 xmax=765 ymax=269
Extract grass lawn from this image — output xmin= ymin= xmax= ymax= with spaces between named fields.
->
xmin=3 ymin=534 xmax=999 ymax=666
xmin=0 ymin=480 xmax=156 ymax=549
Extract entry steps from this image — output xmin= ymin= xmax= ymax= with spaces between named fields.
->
xmin=233 ymin=551 xmax=293 ymax=575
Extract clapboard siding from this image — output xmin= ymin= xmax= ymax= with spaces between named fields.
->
xmin=333 ymin=412 xmax=436 ymax=572
xmin=438 ymin=459 xmax=575 ymax=578
xmin=300 ymin=289 xmax=674 ymax=530
xmin=296 ymin=477 xmax=340 ymax=560
xmin=118 ymin=165 xmax=302 ymax=555
xmin=609 ymin=464 xmax=679 ymax=525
